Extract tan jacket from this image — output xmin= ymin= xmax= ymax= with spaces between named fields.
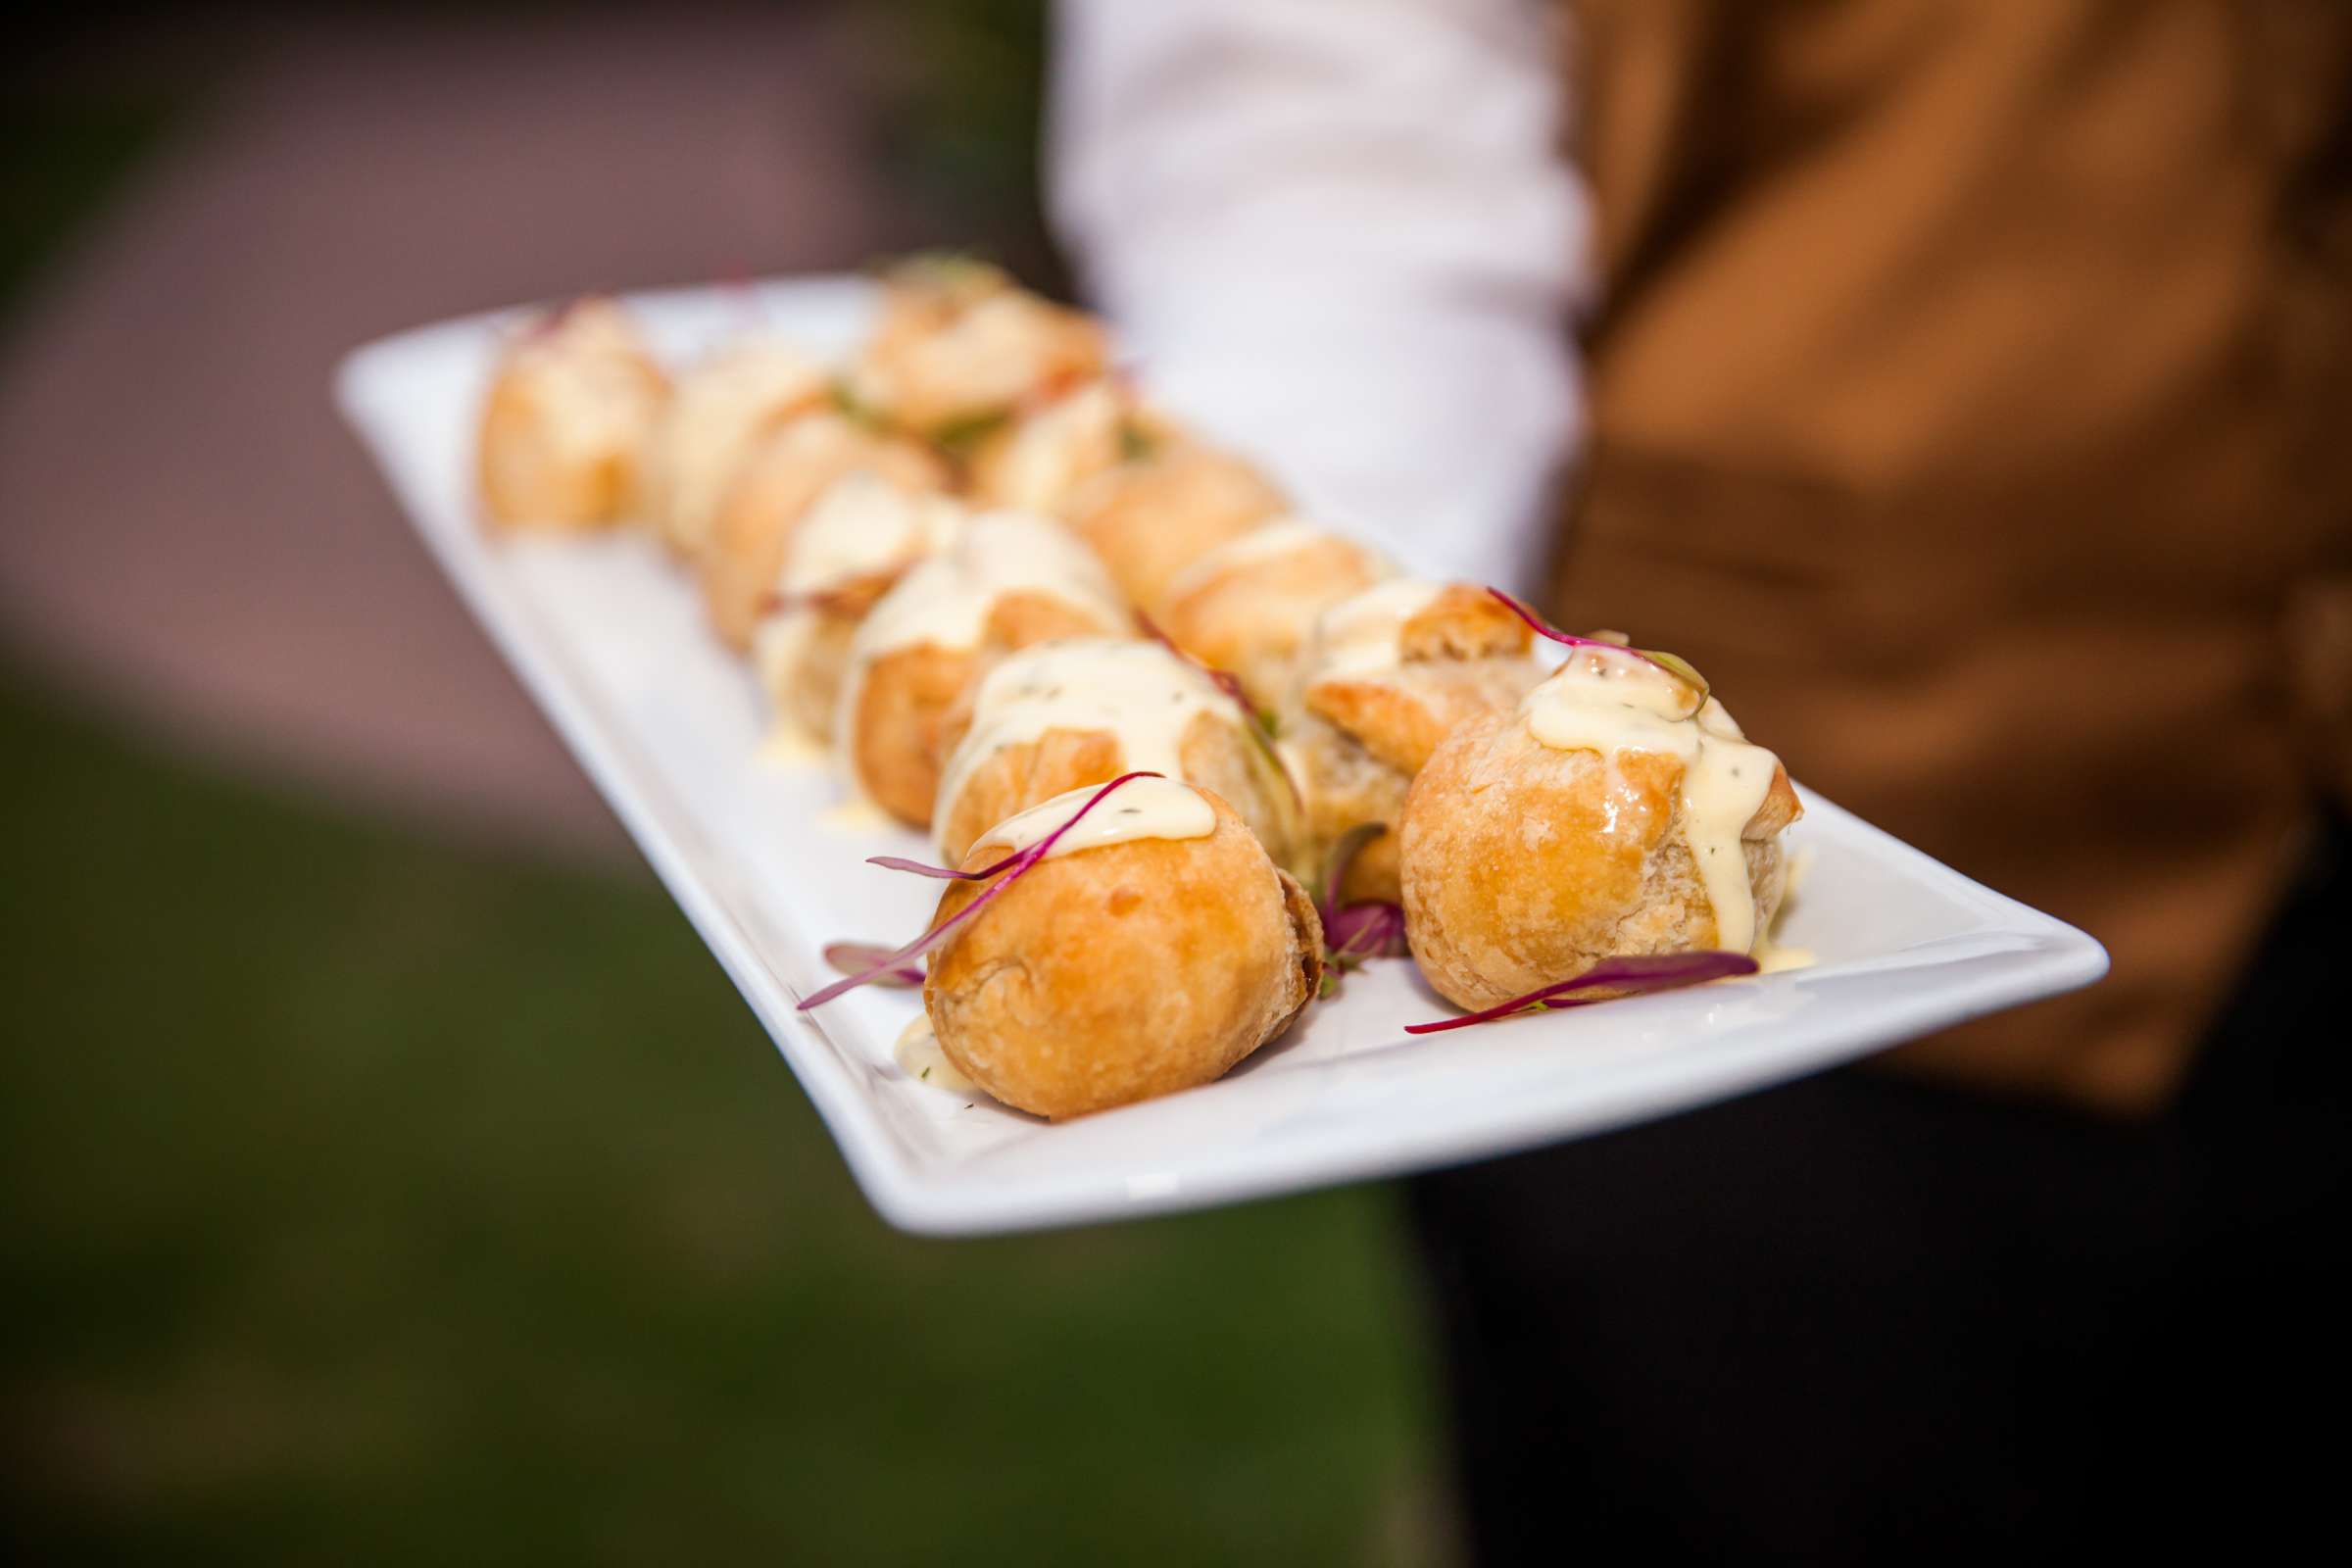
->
xmin=1554 ymin=0 xmax=2352 ymax=1112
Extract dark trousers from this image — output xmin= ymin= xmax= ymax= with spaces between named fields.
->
xmin=1407 ymin=813 xmax=2352 ymax=1564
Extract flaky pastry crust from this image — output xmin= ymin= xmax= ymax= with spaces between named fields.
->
xmin=1399 ymin=713 xmax=1801 ymax=1011
xmin=924 ymin=793 xmax=1324 ymax=1119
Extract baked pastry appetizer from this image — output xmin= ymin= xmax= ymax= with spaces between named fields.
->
xmin=847 ymin=257 xmax=1109 ymax=440
xmin=923 ymin=778 xmax=1323 ymax=1119
xmin=838 ymin=511 xmax=1129 ymax=825
xmin=1066 ymin=443 xmax=1290 ymax=616
xmin=964 ymin=376 xmax=1177 ymax=513
xmin=644 ymin=335 xmax=829 ymax=559
xmin=701 ymin=411 xmax=947 ymax=651
xmin=1400 ymin=622 xmax=1802 ymax=1012
xmin=1283 ymin=581 xmax=1548 ymax=906
xmin=1156 ymin=522 xmax=1391 ymax=710
xmin=931 ymin=637 xmax=1299 ymax=866
xmin=476 ymin=297 xmax=668 ymax=530
xmin=753 ymin=471 xmax=968 ymax=741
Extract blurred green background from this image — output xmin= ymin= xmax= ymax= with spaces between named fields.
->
xmin=0 ymin=6 xmax=1446 ymax=1562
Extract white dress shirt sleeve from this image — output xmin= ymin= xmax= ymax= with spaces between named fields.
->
xmin=1048 ymin=0 xmax=1591 ymax=591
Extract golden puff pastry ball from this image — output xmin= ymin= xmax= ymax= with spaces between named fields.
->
xmin=1156 ymin=521 xmax=1390 ymax=711
xmin=1400 ymin=645 xmax=1803 ymax=1013
xmin=848 ymin=256 xmax=1110 ymax=440
xmin=963 ymin=376 xmax=1183 ymax=514
xmin=643 ymin=335 xmax=829 ymax=558
xmin=925 ymin=779 xmax=1324 ymax=1120
xmin=751 ymin=472 xmax=968 ymax=742
xmin=930 ymin=636 xmax=1301 ymax=868
xmin=476 ymin=297 xmax=668 ymax=531
xmin=838 ymin=511 xmax=1130 ymax=827
xmin=1283 ymin=581 xmax=1547 ymax=905
xmin=1065 ymin=443 xmax=1291 ymax=617
xmin=700 ymin=410 xmax=948 ymax=652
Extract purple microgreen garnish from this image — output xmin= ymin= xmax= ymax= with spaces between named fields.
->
xmin=1487 ymin=589 xmax=1710 ymax=702
xmin=1135 ymin=611 xmax=1254 ymax=712
xmin=1403 ymin=950 xmax=1759 ymax=1035
xmin=797 ymin=771 xmax=1162 ymax=1010
xmin=1135 ymin=611 xmax=1301 ymax=811
xmin=1325 ymin=901 xmax=1408 ymax=964
xmin=1312 ymin=823 xmax=1409 ymax=994
xmin=821 ymin=942 xmax=922 ymax=988
xmin=755 ymin=585 xmax=862 ymax=619
xmin=514 ymin=291 xmax=607 ymax=343
xmin=865 ymin=852 xmax=1015 ymax=882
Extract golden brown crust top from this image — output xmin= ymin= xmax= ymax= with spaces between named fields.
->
xmin=1066 ymin=447 xmax=1290 ymax=613
xmin=701 ymin=415 xmax=947 ymax=650
xmin=1397 ymin=584 xmax=1535 ymax=663
xmin=475 ymin=305 xmax=668 ymax=531
xmin=1399 ymin=713 xmax=1793 ymax=1011
xmin=846 ymin=590 xmax=1121 ymax=828
xmin=857 ymin=269 xmax=1110 ymax=436
xmin=1159 ymin=532 xmax=1388 ymax=710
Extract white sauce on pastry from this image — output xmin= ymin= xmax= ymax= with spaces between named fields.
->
xmin=500 ymin=300 xmax=663 ymax=468
xmin=776 ymin=470 xmax=967 ymax=597
xmin=1162 ymin=517 xmax=1344 ymax=601
xmin=833 ymin=511 xmax=1128 ymax=757
xmin=973 ymin=775 xmax=1218 ymax=860
xmin=649 ymin=336 xmax=825 ymax=552
xmin=934 ymin=638 xmax=1241 ymax=858
xmin=856 ymin=291 xmax=1073 ymax=422
xmin=1304 ymin=579 xmax=1446 ymax=679
xmin=751 ymin=473 xmax=967 ymax=740
xmin=984 ymin=379 xmax=1128 ymax=512
xmin=1520 ymin=649 xmax=1783 ymax=954
xmin=893 ymin=1013 xmax=976 ymax=1094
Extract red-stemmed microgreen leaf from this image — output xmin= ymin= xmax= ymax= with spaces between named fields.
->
xmin=1134 ymin=612 xmax=1300 ymax=813
xmin=755 ymin=585 xmax=864 ymax=620
xmin=822 ymin=942 xmax=922 ymax=988
xmin=1325 ymin=902 xmax=1408 ymax=964
xmin=1487 ymin=589 xmax=1710 ymax=703
xmin=1403 ymin=951 xmax=1758 ymax=1035
xmin=1312 ymin=823 xmax=1409 ymax=995
xmin=797 ymin=771 xmax=1162 ymax=1010
xmin=1136 ymin=611 xmax=1253 ymax=712
xmin=864 ymin=852 xmax=1015 ymax=882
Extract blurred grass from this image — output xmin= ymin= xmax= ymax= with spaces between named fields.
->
xmin=2 ymin=14 xmax=1443 ymax=1560
xmin=0 ymin=673 xmax=1441 ymax=1563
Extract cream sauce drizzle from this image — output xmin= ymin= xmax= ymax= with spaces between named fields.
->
xmin=860 ymin=291 xmax=1063 ymax=418
xmin=652 ymin=337 xmax=825 ymax=549
xmin=754 ymin=724 xmax=827 ymax=768
xmin=506 ymin=301 xmax=662 ymax=463
xmin=933 ymin=638 xmax=1239 ymax=857
xmin=818 ymin=798 xmax=897 ymax=834
xmin=893 ymin=1013 xmax=975 ymax=1095
xmin=1305 ymin=578 xmax=1446 ymax=678
xmin=972 ymin=775 xmax=1216 ymax=860
xmin=777 ymin=471 xmax=966 ymax=597
xmin=832 ymin=510 xmax=1128 ymax=779
xmin=1519 ymin=649 xmax=1783 ymax=954
xmin=752 ymin=475 xmax=967 ymax=741
xmin=1162 ymin=516 xmax=1332 ymax=600
xmin=985 ymin=379 xmax=1125 ymax=511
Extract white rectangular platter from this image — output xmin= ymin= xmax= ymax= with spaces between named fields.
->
xmin=336 ymin=277 xmax=2108 ymax=1236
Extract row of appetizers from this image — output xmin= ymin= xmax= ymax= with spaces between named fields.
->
xmin=475 ymin=258 xmax=1800 ymax=1119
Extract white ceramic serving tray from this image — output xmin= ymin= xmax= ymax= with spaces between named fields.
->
xmin=336 ymin=277 xmax=2108 ymax=1236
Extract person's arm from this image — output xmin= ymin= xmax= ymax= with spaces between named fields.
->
xmin=1049 ymin=0 xmax=1590 ymax=590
